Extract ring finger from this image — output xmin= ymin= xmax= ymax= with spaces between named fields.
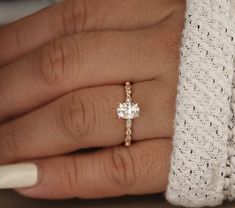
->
xmin=0 ymin=80 xmax=176 ymax=164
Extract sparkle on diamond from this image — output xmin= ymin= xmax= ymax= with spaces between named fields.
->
xmin=117 ymin=102 xmax=140 ymax=119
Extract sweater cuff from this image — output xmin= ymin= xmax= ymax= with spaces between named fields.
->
xmin=166 ymin=0 xmax=235 ymax=207
xmin=224 ymin=70 xmax=235 ymax=200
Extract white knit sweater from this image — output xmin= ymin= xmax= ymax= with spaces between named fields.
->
xmin=166 ymin=0 xmax=235 ymax=207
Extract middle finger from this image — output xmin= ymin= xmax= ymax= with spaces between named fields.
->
xmin=0 ymin=16 xmax=181 ymax=121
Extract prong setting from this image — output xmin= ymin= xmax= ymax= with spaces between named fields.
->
xmin=116 ymin=82 xmax=140 ymax=146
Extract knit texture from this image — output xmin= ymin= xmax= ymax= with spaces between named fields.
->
xmin=166 ymin=0 xmax=235 ymax=207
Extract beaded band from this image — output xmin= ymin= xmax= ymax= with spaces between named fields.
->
xmin=117 ymin=82 xmax=140 ymax=146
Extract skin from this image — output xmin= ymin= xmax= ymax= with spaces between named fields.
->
xmin=0 ymin=0 xmax=185 ymax=200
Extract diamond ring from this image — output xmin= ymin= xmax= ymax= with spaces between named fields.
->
xmin=117 ymin=82 xmax=140 ymax=146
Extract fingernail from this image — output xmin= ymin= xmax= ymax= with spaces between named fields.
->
xmin=0 ymin=163 xmax=38 ymax=189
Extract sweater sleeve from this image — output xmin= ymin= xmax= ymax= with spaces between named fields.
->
xmin=166 ymin=0 xmax=235 ymax=207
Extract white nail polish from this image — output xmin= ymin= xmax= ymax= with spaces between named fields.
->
xmin=0 ymin=163 xmax=38 ymax=189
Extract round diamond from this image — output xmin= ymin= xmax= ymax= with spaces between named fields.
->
xmin=117 ymin=102 xmax=140 ymax=119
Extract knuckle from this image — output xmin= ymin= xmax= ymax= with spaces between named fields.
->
xmin=61 ymin=0 xmax=89 ymax=34
xmin=106 ymin=147 xmax=136 ymax=188
xmin=63 ymin=156 xmax=80 ymax=194
xmin=58 ymin=93 xmax=93 ymax=142
xmin=36 ymin=38 xmax=76 ymax=86
xmin=0 ymin=123 xmax=20 ymax=163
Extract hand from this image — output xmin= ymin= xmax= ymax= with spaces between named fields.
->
xmin=0 ymin=0 xmax=185 ymax=199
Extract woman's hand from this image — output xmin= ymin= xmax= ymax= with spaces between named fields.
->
xmin=0 ymin=0 xmax=185 ymax=199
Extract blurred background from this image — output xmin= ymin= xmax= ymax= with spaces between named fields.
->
xmin=0 ymin=0 xmax=59 ymax=25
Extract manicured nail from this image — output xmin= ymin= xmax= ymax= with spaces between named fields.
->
xmin=0 ymin=163 xmax=38 ymax=189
